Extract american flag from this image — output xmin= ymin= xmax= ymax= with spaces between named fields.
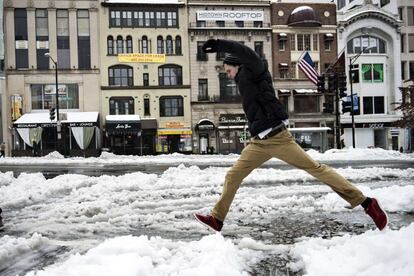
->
xmin=298 ymin=52 xmax=319 ymax=85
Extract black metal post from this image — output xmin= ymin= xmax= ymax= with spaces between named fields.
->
xmin=349 ymin=59 xmax=356 ymax=148
xmin=335 ymin=81 xmax=341 ymax=149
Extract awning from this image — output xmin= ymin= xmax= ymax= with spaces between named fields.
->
xmin=293 ymin=89 xmax=318 ymax=94
xmin=158 ymin=129 xmax=192 ymax=135
xmin=196 ymin=119 xmax=215 ymax=131
xmin=278 ymin=89 xmax=291 ymax=94
xmin=13 ymin=112 xmax=99 ymax=128
xmin=106 ymin=115 xmax=141 ymax=135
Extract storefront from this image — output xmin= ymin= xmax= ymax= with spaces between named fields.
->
xmin=105 ymin=115 xmax=141 ymax=155
xmin=289 ymin=127 xmax=330 ymax=152
xmin=195 ymin=119 xmax=215 ymax=154
xmin=140 ymin=118 xmax=157 ymax=155
xmin=12 ymin=112 xmax=100 ymax=157
xmin=157 ymin=128 xmax=192 ymax=154
xmin=217 ymin=114 xmax=249 ymax=154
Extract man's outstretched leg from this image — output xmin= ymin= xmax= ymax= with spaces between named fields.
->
xmin=194 ymin=142 xmax=271 ymax=232
xmin=265 ymin=129 xmax=388 ymax=230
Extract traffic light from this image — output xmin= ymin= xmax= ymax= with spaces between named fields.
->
xmin=338 ymin=73 xmax=347 ymax=96
xmin=341 ymin=99 xmax=352 ymax=114
xmin=317 ymin=75 xmax=325 ymax=93
xmin=49 ymin=107 xmax=56 ymax=121
xmin=328 ymin=74 xmax=337 ymax=93
xmin=323 ymin=102 xmax=334 ymax=113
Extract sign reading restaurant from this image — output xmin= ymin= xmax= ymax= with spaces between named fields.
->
xmin=197 ymin=10 xmax=264 ymax=21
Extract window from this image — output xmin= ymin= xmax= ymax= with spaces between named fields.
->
xmin=57 ymin=10 xmax=70 ymax=69
xmin=337 ymin=0 xmax=346 ymax=9
xmin=31 ymin=84 xmax=79 ymax=110
xmin=290 ymin=62 xmax=297 ymax=78
xmin=117 ymin=35 xmax=123 ymax=54
xmin=219 ymin=73 xmax=239 ymax=100
xmin=290 ymin=34 xmax=296 ymax=51
xmin=347 ymin=35 xmax=386 ymax=54
xmin=196 ymin=20 xmax=206 ymax=27
xmin=362 ymin=64 xmax=384 ymax=82
xmin=351 ymin=64 xmax=360 ymax=83
xmin=77 ymin=10 xmax=90 ymax=69
xmin=144 ymin=98 xmax=150 ymax=116
xmin=197 ymin=41 xmax=207 ymax=61
xmin=235 ymin=21 xmax=244 ymax=27
xmin=216 ymin=21 xmax=225 ymax=27
xmin=122 ymin=11 xmax=132 ymax=27
xmin=313 ymin=34 xmax=318 ymax=51
xmin=278 ymin=39 xmax=285 ymax=51
xmin=36 ymin=9 xmax=49 ymax=70
xmin=198 ymin=79 xmax=208 ymax=101
xmin=141 ymin=36 xmax=149 ymax=53
xmin=109 ymin=97 xmax=134 ymax=115
xmin=408 ymin=7 xmax=414 ymax=26
xmin=167 ymin=11 xmax=177 ymax=27
xmin=108 ymin=65 xmax=133 ymax=86
xmin=399 ymin=7 xmax=404 ymax=21
xmin=254 ymin=41 xmax=264 ymax=58
xmin=143 ymin=73 xmax=149 ymax=86
xmin=279 ymin=64 xmax=289 ymax=79
xmin=110 ymin=11 xmax=121 ymax=26
xmin=107 ymin=36 xmax=114 ymax=55
xmin=160 ymin=96 xmax=184 ymax=117
xmin=126 ymin=36 xmax=133 ymax=53
xmin=166 ymin=35 xmax=173 ymax=54
xmin=294 ymin=95 xmax=319 ymax=113
xmin=297 ymin=34 xmax=311 ymax=51
xmin=401 ymin=34 xmax=405 ymax=53
xmin=380 ymin=0 xmax=390 ymax=7
xmin=15 ymin=9 xmax=28 ymax=69
xmin=254 ymin=21 xmax=263 ymax=27
xmin=175 ymin=36 xmax=182 ymax=55
xmin=410 ymin=62 xmax=414 ymax=80
xmin=158 ymin=65 xmax=182 ymax=86
xmin=157 ymin=36 xmax=164 ymax=54
xmin=363 ymin=96 xmax=384 ymax=114
xmin=324 ymin=39 xmax=332 ymax=51
xmin=409 ymin=34 xmax=414 ymax=53
xmin=402 ymin=61 xmax=406 ymax=80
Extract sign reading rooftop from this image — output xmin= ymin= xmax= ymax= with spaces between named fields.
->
xmin=197 ymin=11 xmax=264 ymax=22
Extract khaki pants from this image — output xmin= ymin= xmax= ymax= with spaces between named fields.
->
xmin=212 ymin=129 xmax=366 ymax=222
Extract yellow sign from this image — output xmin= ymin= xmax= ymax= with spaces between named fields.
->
xmin=118 ymin=53 xmax=166 ymax=63
xmin=165 ymin=121 xmax=185 ymax=128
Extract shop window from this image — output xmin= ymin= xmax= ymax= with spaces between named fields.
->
xmin=109 ymin=97 xmax=134 ymax=115
xmin=159 ymin=96 xmax=183 ymax=117
xmin=158 ymin=65 xmax=182 ymax=86
xmin=108 ymin=65 xmax=133 ymax=86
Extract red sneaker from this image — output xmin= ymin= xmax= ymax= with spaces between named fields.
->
xmin=194 ymin=213 xmax=223 ymax=232
xmin=365 ymin=198 xmax=388 ymax=231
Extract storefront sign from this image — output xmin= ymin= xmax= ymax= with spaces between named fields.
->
xmin=219 ymin=114 xmax=247 ymax=124
xmin=165 ymin=121 xmax=185 ymax=128
xmin=106 ymin=121 xmax=141 ymax=134
xmin=342 ymin=122 xmax=392 ymax=128
xmin=118 ymin=53 xmax=166 ymax=63
xmin=69 ymin=122 xmax=96 ymax=127
xmin=197 ymin=10 xmax=264 ymax=21
xmin=158 ymin=129 xmax=192 ymax=135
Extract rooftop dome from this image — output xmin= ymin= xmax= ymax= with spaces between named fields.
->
xmin=288 ymin=6 xmax=321 ymax=27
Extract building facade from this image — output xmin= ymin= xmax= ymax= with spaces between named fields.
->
xmin=99 ymin=0 xmax=191 ymax=155
xmin=271 ymin=1 xmax=338 ymax=151
xmin=336 ymin=0 xmax=404 ymax=149
xmin=188 ymin=0 xmax=273 ymax=154
xmin=4 ymin=0 xmax=101 ymax=157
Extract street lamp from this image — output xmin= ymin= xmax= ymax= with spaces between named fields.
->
xmin=348 ymin=46 xmax=374 ymax=148
xmin=44 ymin=53 xmax=61 ymax=151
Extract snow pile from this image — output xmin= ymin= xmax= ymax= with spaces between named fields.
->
xmin=289 ymin=223 xmax=414 ymax=276
xmin=26 ymin=234 xmax=261 ymax=276
xmin=43 ymin=151 xmax=65 ymax=159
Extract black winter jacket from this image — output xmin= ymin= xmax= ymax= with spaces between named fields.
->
xmin=216 ymin=39 xmax=289 ymax=137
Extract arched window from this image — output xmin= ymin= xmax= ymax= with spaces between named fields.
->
xmin=126 ymin=36 xmax=133 ymax=53
xmin=141 ymin=35 xmax=149 ymax=53
xmin=175 ymin=35 xmax=182 ymax=55
xmin=166 ymin=35 xmax=173 ymax=54
xmin=107 ymin=36 xmax=114 ymax=55
xmin=116 ymin=35 xmax=123 ymax=54
xmin=159 ymin=96 xmax=184 ymax=117
xmin=347 ymin=35 xmax=386 ymax=54
xmin=157 ymin=35 xmax=164 ymax=54
xmin=158 ymin=64 xmax=182 ymax=86
xmin=108 ymin=65 xmax=133 ymax=86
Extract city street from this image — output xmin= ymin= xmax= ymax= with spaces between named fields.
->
xmin=1 ymin=149 xmax=414 ymax=275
